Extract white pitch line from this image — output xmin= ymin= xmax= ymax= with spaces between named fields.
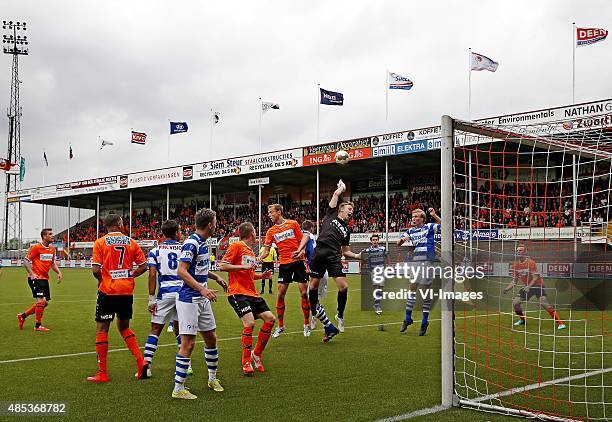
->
xmin=0 ymin=313 xmax=500 ymax=365
xmin=471 ymin=366 xmax=612 ymax=403
xmin=0 ymin=320 xmax=408 ymax=364
xmin=375 ymin=405 xmax=450 ymax=422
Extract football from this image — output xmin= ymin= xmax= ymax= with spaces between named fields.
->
xmin=335 ymin=150 xmax=350 ymax=165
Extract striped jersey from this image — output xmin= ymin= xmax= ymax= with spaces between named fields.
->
xmin=302 ymin=231 xmax=316 ymax=267
xmin=401 ymin=223 xmax=440 ymax=261
xmin=147 ymin=239 xmax=183 ymax=299
xmin=178 ymin=232 xmax=211 ymax=303
xmin=362 ymin=245 xmax=387 ymax=269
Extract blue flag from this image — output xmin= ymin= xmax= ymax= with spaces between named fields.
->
xmin=170 ymin=121 xmax=188 ymax=134
xmin=320 ymin=88 xmax=343 ymax=106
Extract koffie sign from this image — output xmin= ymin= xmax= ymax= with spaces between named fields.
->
xmin=303 ymin=137 xmax=372 ymax=166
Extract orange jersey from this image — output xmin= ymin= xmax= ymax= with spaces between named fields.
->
xmin=92 ymin=232 xmax=146 ymax=295
xmin=222 ymin=241 xmax=258 ymax=297
xmin=264 ymin=219 xmax=303 ymax=264
xmin=510 ymin=258 xmax=543 ymax=287
xmin=25 ymin=243 xmax=56 ymax=280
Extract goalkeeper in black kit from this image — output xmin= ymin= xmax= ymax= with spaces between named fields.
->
xmin=295 ymin=180 xmax=361 ymax=342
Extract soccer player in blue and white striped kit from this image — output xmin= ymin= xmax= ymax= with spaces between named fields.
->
xmin=396 ymin=207 xmax=441 ymax=336
xmin=172 ymin=208 xmax=228 ymax=399
xmin=298 ymin=220 xmax=329 ymax=331
xmin=142 ymin=220 xmax=189 ymax=378
xmin=362 ymin=234 xmax=387 ymax=315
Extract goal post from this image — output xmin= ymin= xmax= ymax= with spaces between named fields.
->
xmin=441 ymin=113 xmax=612 ymax=420
xmin=440 ymin=115 xmax=456 ymax=408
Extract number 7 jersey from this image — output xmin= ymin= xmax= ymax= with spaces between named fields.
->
xmin=92 ymin=231 xmax=147 ymax=295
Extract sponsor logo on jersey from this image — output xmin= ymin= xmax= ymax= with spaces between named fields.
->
xmin=241 ymin=254 xmax=257 ymax=266
xmin=159 ymin=244 xmax=182 ymax=251
xmin=105 ymin=235 xmax=130 ymax=246
xmin=110 ymin=269 xmax=130 ymax=279
xmin=274 ymin=229 xmax=296 ymax=243
xmin=39 ymin=253 xmax=54 ymax=261
xmin=332 ymin=219 xmax=348 ymax=238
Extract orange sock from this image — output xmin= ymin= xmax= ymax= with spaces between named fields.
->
xmin=35 ymin=303 xmax=45 ymax=324
xmin=301 ymin=297 xmax=310 ymax=325
xmin=95 ymin=332 xmax=109 ymax=373
xmin=24 ymin=303 xmax=37 ymax=317
xmin=276 ymin=299 xmax=285 ymax=329
xmin=546 ymin=307 xmax=563 ymax=325
xmin=254 ymin=321 xmax=274 ymax=356
xmin=120 ymin=328 xmax=144 ymax=363
xmin=241 ymin=327 xmax=253 ymax=364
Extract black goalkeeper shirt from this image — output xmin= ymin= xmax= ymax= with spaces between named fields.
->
xmin=316 ymin=204 xmax=351 ymax=254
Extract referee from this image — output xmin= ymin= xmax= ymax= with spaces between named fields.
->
xmin=260 ymin=245 xmax=277 ymax=294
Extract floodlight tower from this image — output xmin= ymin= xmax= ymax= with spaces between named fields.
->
xmin=2 ymin=20 xmax=27 ymax=251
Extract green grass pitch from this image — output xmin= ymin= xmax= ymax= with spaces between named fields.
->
xmin=0 ymin=267 xmax=521 ymax=421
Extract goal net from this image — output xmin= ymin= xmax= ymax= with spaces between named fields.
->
xmin=446 ymin=114 xmax=612 ymax=421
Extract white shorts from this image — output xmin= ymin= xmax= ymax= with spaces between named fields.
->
xmin=371 ymin=266 xmax=385 ymax=286
xmin=151 ymin=293 xmax=178 ymax=325
xmin=176 ymin=299 xmax=216 ymax=335
xmin=408 ymin=261 xmax=433 ymax=286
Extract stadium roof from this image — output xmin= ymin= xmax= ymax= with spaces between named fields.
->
xmin=9 ymin=98 xmax=611 ymax=208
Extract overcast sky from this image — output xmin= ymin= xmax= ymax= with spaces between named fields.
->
xmin=2 ymin=0 xmax=611 ymax=238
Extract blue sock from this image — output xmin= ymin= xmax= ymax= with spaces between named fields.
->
xmin=174 ymin=354 xmax=190 ymax=391
xmin=422 ymin=311 xmax=429 ymax=325
xmin=405 ymin=309 xmax=413 ymax=322
xmin=144 ymin=334 xmax=159 ymax=364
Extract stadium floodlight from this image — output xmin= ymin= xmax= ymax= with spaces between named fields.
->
xmin=2 ymin=20 xmax=28 ymax=55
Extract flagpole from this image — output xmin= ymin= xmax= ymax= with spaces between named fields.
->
xmin=317 ymin=83 xmax=320 ymax=144
xmin=572 ymin=22 xmax=576 ymax=104
xmin=385 ymin=68 xmax=389 ymax=123
xmin=209 ymin=108 xmax=213 ymax=159
xmin=167 ymin=119 xmax=170 ymax=167
xmin=42 ymin=150 xmax=46 ymax=228
xmin=68 ymin=141 xmax=71 ymax=183
xmin=468 ymin=48 xmax=472 ymax=120
xmin=259 ymin=97 xmax=262 ymax=153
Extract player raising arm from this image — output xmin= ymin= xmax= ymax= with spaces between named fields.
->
xmin=396 ymin=207 xmax=440 ymax=336
xmin=298 ymin=180 xmax=361 ymax=342
xmin=218 ymin=222 xmax=276 ymax=376
xmin=87 ymin=213 xmax=148 ymax=383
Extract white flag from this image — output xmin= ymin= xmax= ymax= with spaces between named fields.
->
xmin=262 ymin=101 xmax=280 ymax=114
xmin=470 ymin=52 xmax=499 ymax=72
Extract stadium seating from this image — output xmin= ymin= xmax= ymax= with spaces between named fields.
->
xmin=62 ymin=175 xmax=609 ymax=243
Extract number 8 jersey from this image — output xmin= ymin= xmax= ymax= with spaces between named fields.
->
xmin=147 ymin=239 xmax=183 ymax=299
xmin=92 ymin=231 xmax=147 ymax=295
